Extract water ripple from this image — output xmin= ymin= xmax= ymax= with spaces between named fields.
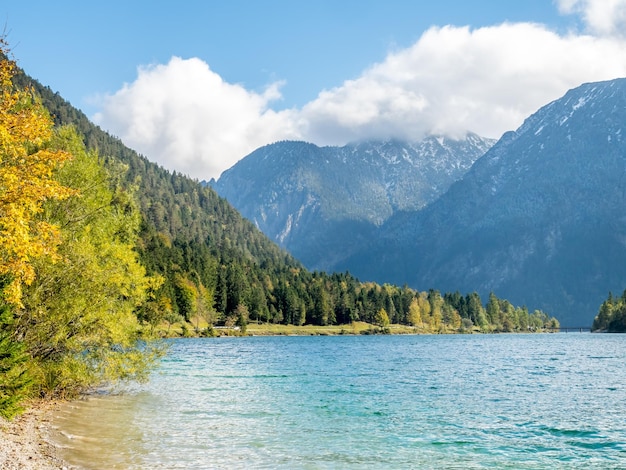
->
xmin=51 ymin=334 xmax=626 ymax=469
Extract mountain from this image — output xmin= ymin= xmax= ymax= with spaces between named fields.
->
xmin=340 ymin=78 xmax=626 ymax=327
xmin=14 ymin=64 xmax=542 ymax=332
xmin=11 ymin=69 xmax=309 ymax=323
xmin=211 ymin=136 xmax=495 ymax=270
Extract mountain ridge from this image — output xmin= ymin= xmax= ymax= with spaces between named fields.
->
xmin=13 ymin=62 xmax=551 ymax=333
xmin=212 ymin=134 xmax=495 ymax=270
xmin=339 ymin=77 xmax=626 ymax=326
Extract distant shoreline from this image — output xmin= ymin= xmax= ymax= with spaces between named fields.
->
xmin=162 ymin=320 xmax=559 ymax=338
xmin=168 ymin=322 xmax=459 ymax=337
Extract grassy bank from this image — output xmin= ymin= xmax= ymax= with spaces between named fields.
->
xmin=155 ymin=318 xmax=474 ymax=337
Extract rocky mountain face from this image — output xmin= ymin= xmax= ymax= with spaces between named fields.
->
xmin=339 ymin=78 xmax=626 ymax=327
xmin=211 ymin=135 xmax=495 ymax=270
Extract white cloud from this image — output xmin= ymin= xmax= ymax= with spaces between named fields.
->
xmin=301 ymin=22 xmax=626 ymax=145
xmin=94 ymin=57 xmax=299 ymax=180
xmin=94 ymin=5 xmax=626 ymax=180
xmin=557 ymin=0 xmax=626 ymax=36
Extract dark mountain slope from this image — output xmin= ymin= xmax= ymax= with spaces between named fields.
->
xmin=341 ymin=78 xmax=626 ymax=326
xmin=212 ymin=136 xmax=494 ymax=270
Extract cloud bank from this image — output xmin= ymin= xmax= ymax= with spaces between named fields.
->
xmin=557 ymin=0 xmax=626 ymax=36
xmin=95 ymin=2 xmax=626 ymax=180
xmin=93 ymin=58 xmax=299 ymax=179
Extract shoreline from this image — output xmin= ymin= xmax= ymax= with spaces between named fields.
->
xmin=163 ymin=319 xmax=563 ymax=338
xmin=0 ymin=400 xmax=75 ymax=470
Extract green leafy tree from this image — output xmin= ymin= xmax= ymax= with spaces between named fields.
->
xmin=375 ymin=307 xmax=390 ymax=332
xmin=416 ymin=292 xmax=431 ymax=325
xmin=19 ymin=127 xmax=161 ymax=397
xmin=235 ymin=303 xmax=249 ymax=334
xmin=226 ymin=264 xmax=247 ymax=315
xmin=465 ymin=292 xmax=484 ymax=326
xmin=428 ymin=290 xmax=444 ymax=332
xmin=311 ymin=281 xmax=333 ymax=326
xmin=407 ymin=297 xmax=422 ymax=327
xmin=592 ymin=298 xmax=614 ymax=331
xmin=196 ymin=283 xmax=218 ymax=331
xmin=0 ymin=304 xmax=32 ymax=419
xmin=442 ymin=304 xmax=462 ymax=329
xmin=516 ymin=307 xmax=530 ymax=331
xmin=174 ymin=275 xmax=198 ymax=322
xmin=486 ymin=292 xmax=501 ymax=326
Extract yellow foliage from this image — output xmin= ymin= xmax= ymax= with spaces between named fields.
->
xmin=375 ymin=307 xmax=390 ymax=328
xmin=18 ymin=126 xmax=164 ymax=396
xmin=0 ymin=46 xmax=75 ymax=305
xmin=407 ymin=297 xmax=422 ymax=326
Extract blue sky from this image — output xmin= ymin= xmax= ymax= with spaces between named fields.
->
xmin=3 ymin=1 xmax=626 ymax=179
xmin=5 ymin=1 xmax=569 ymax=112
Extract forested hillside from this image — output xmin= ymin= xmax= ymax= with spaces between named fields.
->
xmin=7 ymin=57 xmax=564 ymax=338
xmin=10 ymin=60 xmax=559 ymax=334
xmin=0 ymin=48 xmax=561 ymax=417
xmin=14 ymin=67 xmax=301 ymax=328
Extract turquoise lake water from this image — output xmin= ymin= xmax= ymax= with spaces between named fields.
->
xmin=50 ymin=334 xmax=626 ymax=469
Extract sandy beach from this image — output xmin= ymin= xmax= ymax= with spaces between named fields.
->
xmin=0 ymin=401 xmax=74 ymax=470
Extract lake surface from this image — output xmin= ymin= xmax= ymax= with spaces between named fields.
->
xmin=50 ymin=334 xmax=626 ymax=469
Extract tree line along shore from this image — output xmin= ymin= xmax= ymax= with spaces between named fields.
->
xmin=0 ymin=42 xmax=567 ymax=421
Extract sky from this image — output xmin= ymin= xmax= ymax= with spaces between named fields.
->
xmin=3 ymin=0 xmax=626 ymax=180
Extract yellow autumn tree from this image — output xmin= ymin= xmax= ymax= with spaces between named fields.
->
xmin=20 ymin=127 xmax=163 ymax=396
xmin=0 ymin=42 xmax=75 ymax=305
xmin=375 ymin=307 xmax=390 ymax=333
xmin=407 ymin=297 xmax=422 ymax=327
